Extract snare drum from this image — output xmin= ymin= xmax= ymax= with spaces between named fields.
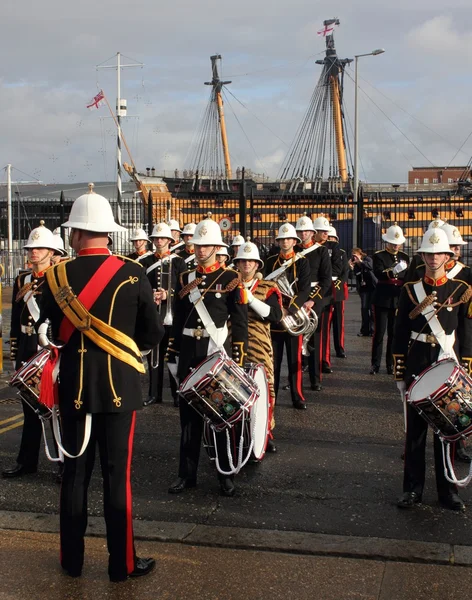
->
xmin=406 ymin=358 xmax=472 ymax=442
xmin=10 ymin=349 xmax=52 ymax=419
xmin=179 ymin=352 xmax=259 ymax=430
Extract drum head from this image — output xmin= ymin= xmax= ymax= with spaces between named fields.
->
xmin=179 ymin=352 xmax=222 ymax=393
xmin=249 ymin=365 xmax=270 ymax=460
xmin=408 ymin=359 xmax=457 ymax=403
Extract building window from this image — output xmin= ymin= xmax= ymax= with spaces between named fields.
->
xmin=414 ymin=178 xmax=420 ymax=184
xmin=432 ymin=178 xmax=438 ymax=184
xmin=423 ymin=178 xmax=429 ymax=184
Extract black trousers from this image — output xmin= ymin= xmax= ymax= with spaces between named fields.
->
xmin=307 ymin=303 xmax=326 ymax=386
xmin=60 ymin=411 xmax=137 ymax=580
xmin=177 ymin=397 xmax=234 ymax=481
xmin=147 ymin=325 xmax=177 ymax=401
xmin=331 ymin=300 xmax=345 ymax=355
xmin=359 ymin=290 xmax=374 ymax=335
xmin=17 ymin=399 xmax=43 ymax=468
xmin=320 ymin=305 xmax=333 ymax=368
xmin=371 ymin=306 xmax=395 ymax=369
xmin=403 ymin=405 xmax=458 ymax=499
xmin=272 ymin=330 xmax=305 ymax=405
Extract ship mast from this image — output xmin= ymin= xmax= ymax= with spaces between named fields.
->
xmin=316 ymin=19 xmax=351 ymax=183
xmin=205 ymin=55 xmax=232 ymax=180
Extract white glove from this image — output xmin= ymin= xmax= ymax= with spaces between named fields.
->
xmin=141 ymin=349 xmax=152 ymax=357
xmin=392 ymin=260 xmax=407 ymax=275
xmin=246 ymin=290 xmax=271 ymax=318
xmin=396 ymin=381 xmax=406 ymax=394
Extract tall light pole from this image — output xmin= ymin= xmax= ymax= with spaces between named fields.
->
xmin=353 ymin=48 xmax=385 ymax=248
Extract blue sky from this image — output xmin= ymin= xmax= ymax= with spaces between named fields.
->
xmin=1 ymin=0 xmax=471 ymax=186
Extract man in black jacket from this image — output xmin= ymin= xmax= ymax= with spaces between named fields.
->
xmin=37 ymin=184 xmax=164 ymax=582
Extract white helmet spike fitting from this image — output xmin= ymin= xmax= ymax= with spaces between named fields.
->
xmin=276 ymin=223 xmax=301 ymax=242
xmin=182 ymin=223 xmax=197 ymax=236
xmin=312 ymin=216 xmax=331 ymax=231
xmin=234 ymin=241 xmax=264 ymax=268
xmin=23 ymin=221 xmax=57 ymax=251
xmin=440 ymin=223 xmax=467 ymax=246
xmin=428 ymin=218 xmax=445 ymax=229
xmin=150 ymin=222 xmax=174 ymax=240
xmin=327 ymin=226 xmax=339 ymax=240
xmin=382 ymin=223 xmax=406 ymax=245
xmin=129 ymin=228 xmax=151 ymax=243
xmin=167 ymin=219 xmax=182 ymax=233
xmin=295 ymin=215 xmax=316 ymax=232
xmin=417 ymin=228 xmax=454 ymax=255
xmin=231 ymin=233 xmax=245 ymax=246
xmin=62 ymin=183 xmax=126 ymax=232
xmin=192 ymin=217 xmax=228 ymax=247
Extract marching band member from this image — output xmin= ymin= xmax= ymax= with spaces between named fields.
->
xmin=168 ymin=219 xmax=183 ymax=248
xmin=231 ymin=232 xmax=245 ymax=261
xmin=312 ymin=217 xmax=343 ymax=376
xmin=37 ymin=184 xmax=163 ymax=580
xmin=2 ymin=222 xmax=58 ymax=480
xmin=167 ymin=216 xmax=248 ymax=497
xmin=234 ymin=240 xmax=283 ymax=452
xmin=327 ymin=226 xmax=349 ymax=360
xmin=404 ymin=218 xmax=444 ymax=282
xmin=216 ymin=246 xmax=230 ymax=268
xmin=370 ymin=223 xmax=409 ymax=375
xmin=144 ymin=222 xmax=186 ymax=407
xmin=393 ymin=228 xmax=472 ymax=511
xmin=177 ymin=222 xmax=198 ymax=269
xmin=264 ymin=223 xmax=311 ymax=409
xmin=294 ymin=215 xmax=332 ymax=392
xmin=127 ymin=228 xmax=152 ymax=262
xmin=50 ymin=228 xmax=69 ymax=265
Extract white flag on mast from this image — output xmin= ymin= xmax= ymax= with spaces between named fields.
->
xmin=86 ymin=90 xmax=105 ymax=110
xmin=317 ymin=23 xmax=337 ymax=37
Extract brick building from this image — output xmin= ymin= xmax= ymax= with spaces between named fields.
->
xmin=408 ymin=166 xmax=471 ymax=185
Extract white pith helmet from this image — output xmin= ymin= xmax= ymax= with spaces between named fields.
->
xmin=62 ymin=183 xmax=126 ymax=232
xmin=23 ymin=221 xmax=57 ymax=251
xmin=382 ymin=223 xmax=406 ymax=245
xmin=231 ymin=233 xmax=245 ymax=246
xmin=312 ymin=216 xmax=331 ymax=231
xmin=428 ymin=218 xmax=445 ymax=229
xmin=234 ymin=240 xmax=264 ymax=268
xmin=129 ymin=228 xmax=151 ymax=242
xmin=327 ymin=226 xmax=339 ymax=240
xmin=276 ymin=222 xmax=301 ymax=242
xmin=192 ymin=215 xmax=228 ymax=247
xmin=150 ymin=222 xmax=174 ymax=240
xmin=182 ymin=222 xmax=197 ymax=236
xmin=295 ymin=215 xmax=316 ymax=232
xmin=418 ymin=228 xmax=454 ymax=255
xmin=167 ymin=219 xmax=182 ymax=233
xmin=440 ymin=223 xmax=467 ymax=246
xmin=52 ymin=233 xmax=67 ymax=256
xmin=216 ymin=247 xmax=230 ymax=257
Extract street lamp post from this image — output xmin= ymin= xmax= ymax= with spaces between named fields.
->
xmin=353 ymin=48 xmax=385 ymax=249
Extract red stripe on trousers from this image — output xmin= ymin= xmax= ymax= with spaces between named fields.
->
xmin=126 ymin=411 xmax=136 ymax=575
xmin=296 ymin=334 xmax=305 ymax=401
xmin=326 ymin=305 xmax=334 ymax=366
xmin=340 ymin=301 xmax=345 ymax=349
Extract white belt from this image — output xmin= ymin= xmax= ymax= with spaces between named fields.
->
xmin=183 ymin=327 xmax=210 ymax=339
xmin=410 ymin=332 xmax=438 ymax=345
xmin=21 ymin=324 xmax=36 ymax=335
xmin=310 ymin=281 xmax=319 ymax=288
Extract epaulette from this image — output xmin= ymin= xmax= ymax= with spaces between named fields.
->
xmin=225 ymin=278 xmax=240 ymax=292
xmin=179 ymin=277 xmax=202 ymax=299
xmin=374 ymin=250 xmax=385 ymax=254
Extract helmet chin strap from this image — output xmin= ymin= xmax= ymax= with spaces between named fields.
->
xmin=422 ymin=253 xmax=449 ymax=272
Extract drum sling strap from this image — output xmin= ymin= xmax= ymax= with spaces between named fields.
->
xmin=41 ymin=257 xmax=144 ymax=460
xmin=413 ymin=281 xmax=472 ymax=486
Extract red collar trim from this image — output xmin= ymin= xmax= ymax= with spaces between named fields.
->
xmin=31 ymin=268 xmax=49 ymax=278
xmin=424 ymin=274 xmax=448 ymax=286
xmin=196 ymin=262 xmax=221 ymax=274
xmin=446 ymin=259 xmax=456 ymax=270
xmin=78 ymin=248 xmax=110 ymax=256
xmin=154 ymin=251 xmax=171 ymax=259
xmin=302 ymin=241 xmax=314 ymax=249
xmin=280 ymin=251 xmax=295 ymax=260
xmin=137 ymin=249 xmax=148 ymax=256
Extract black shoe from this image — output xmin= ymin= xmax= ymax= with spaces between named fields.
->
xmin=168 ymin=477 xmax=197 ymax=494
xmin=336 ymin=352 xmax=346 ymax=358
xmin=369 ymin=366 xmax=379 ymax=375
xmin=357 ymin=332 xmax=369 ymax=337
xmin=397 ymin=491 xmax=422 ymax=509
xmin=2 ymin=463 xmax=37 ymax=478
xmin=387 ymin=365 xmax=394 ymax=375
xmin=456 ymin=447 xmax=472 ymax=463
xmin=266 ymin=439 xmax=277 ymax=453
xmin=155 ymin=397 xmax=163 ymax=404
xmin=143 ymin=396 xmax=157 ymax=407
xmin=293 ymin=400 xmax=307 ymax=410
xmin=219 ymin=477 xmax=235 ymax=497
xmin=439 ymin=493 xmax=466 ymax=512
xmin=110 ymin=557 xmax=156 ymax=582
xmin=62 ymin=566 xmax=82 ymax=578
xmin=322 ymin=366 xmax=333 ymax=374
xmin=311 ymin=383 xmax=322 ymax=391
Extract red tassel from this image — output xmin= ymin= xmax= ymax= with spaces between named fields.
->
xmin=38 ymin=348 xmax=60 ymax=409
